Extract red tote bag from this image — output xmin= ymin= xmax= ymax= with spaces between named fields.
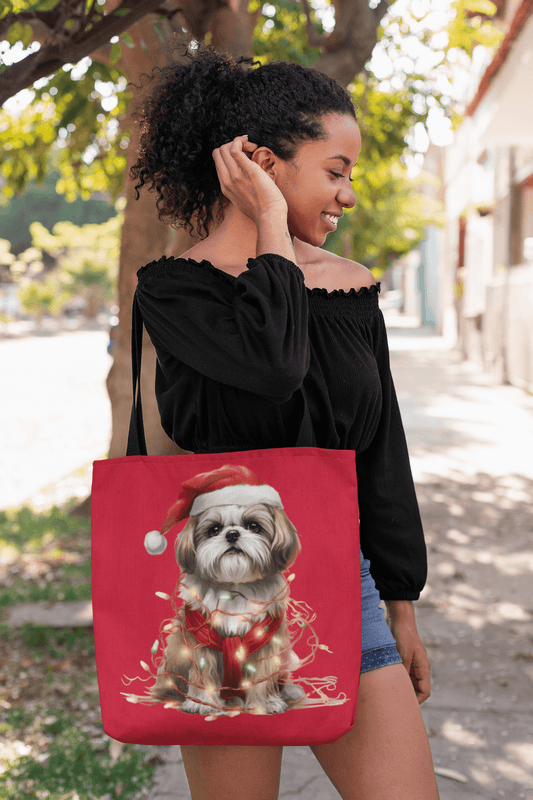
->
xmin=91 ymin=297 xmax=361 ymax=746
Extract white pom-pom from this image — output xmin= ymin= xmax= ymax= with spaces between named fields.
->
xmin=144 ymin=530 xmax=167 ymax=555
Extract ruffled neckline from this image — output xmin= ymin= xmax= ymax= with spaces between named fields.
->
xmin=161 ymin=255 xmax=381 ymax=299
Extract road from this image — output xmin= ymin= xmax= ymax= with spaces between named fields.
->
xmin=0 ymin=329 xmax=111 ymax=510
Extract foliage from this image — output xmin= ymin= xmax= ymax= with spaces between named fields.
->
xmin=249 ymin=0 xmax=324 ymax=65
xmin=30 ymin=213 xmax=122 ymax=314
xmin=0 ymin=710 xmax=155 ymax=800
xmin=0 ymin=502 xmax=91 ymax=609
xmin=0 ymin=59 xmax=131 ymax=201
xmin=325 ymin=160 xmax=446 ymax=272
xmin=447 ymin=0 xmax=504 ymax=55
xmin=0 ymin=162 xmax=117 ymax=254
xmin=18 ymin=274 xmax=69 ymax=317
xmin=0 ymin=0 xmax=503 ymax=269
xmin=0 ymin=496 xmax=159 ymax=800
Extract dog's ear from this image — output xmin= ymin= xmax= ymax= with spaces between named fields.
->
xmin=271 ymin=508 xmax=301 ymax=571
xmin=175 ymin=518 xmax=196 ymax=573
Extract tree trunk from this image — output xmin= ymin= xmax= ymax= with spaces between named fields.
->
xmin=106 ymin=0 xmax=257 ymax=458
xmin=106 ymin=15 xmax=184 ymax=458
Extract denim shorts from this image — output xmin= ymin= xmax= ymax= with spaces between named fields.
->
xmin=360 ymin=550 xmax=403 ymax=673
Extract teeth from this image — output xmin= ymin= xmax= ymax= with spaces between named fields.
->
xmin=323 ymin=214 xmax=338 ymax=225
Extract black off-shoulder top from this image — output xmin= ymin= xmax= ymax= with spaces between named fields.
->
xmin=135 ymin=252 xmax=427 ymax=601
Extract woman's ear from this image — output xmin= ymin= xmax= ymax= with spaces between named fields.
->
xmin=251 ymin=146 xmax=278 ymax=179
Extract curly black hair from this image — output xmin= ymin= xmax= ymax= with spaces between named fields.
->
xmin=129 ymin=41 xmax=357 ymax=239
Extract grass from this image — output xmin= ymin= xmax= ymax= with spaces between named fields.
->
xmin=0 ymin=502 xmax=162 ymax=800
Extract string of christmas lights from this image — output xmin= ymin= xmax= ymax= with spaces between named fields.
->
xmin=122 ymin=572 xmax=348 ymax=717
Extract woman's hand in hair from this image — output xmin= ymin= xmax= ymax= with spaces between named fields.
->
xmin=212 ymin=135 xmax=288 ymax=224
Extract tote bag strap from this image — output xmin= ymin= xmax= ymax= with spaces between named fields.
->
xmin=126 ymin=293 xmax=316 ymax=457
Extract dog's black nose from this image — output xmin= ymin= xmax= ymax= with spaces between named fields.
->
xmin=226 ymin=529 xmax=240 ymax=543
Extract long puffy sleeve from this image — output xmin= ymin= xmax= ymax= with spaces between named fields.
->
xmin=135 ymin=253 xmax=310 ymax=404
xmin=356 ymin=310 xmax=427 ymax=601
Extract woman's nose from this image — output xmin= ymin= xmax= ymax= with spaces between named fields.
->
xmin=339 ymin=185 xmax=356 ymax=209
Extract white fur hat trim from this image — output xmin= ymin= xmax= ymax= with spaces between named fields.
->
xmin=190 ymin=483 xmax=283 ymax=516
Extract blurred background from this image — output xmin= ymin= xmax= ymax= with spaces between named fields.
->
xmin=0 ymin=1 xmax=532 ymax=799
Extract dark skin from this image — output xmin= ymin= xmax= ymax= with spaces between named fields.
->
xmin=179 ymin=113 xmax=439 ymax=800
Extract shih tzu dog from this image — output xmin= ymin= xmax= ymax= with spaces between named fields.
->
xmin=148 ymin=483 xmax=306 ymax=715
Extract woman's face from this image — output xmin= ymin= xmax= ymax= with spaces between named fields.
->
xmin=275 ymin=113 xmax=360 ymax=246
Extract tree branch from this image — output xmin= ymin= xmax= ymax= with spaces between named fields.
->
xmin=311 ymin=0 xmax=391 ymax=86
xmin=373 ymin=0 xmax=390 ymax=26
xmin=0 ymin=0 xmax=163 ymax=106
xmin=299 ymin=0 xmax=328 ymax=48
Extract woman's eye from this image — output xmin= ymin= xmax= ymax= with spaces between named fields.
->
xmin=207 ymin=525 xmax=220 ymax=537
xmin=331 ymin=171 xmax=355 ymax=183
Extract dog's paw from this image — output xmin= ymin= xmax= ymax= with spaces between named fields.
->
xmin=249 ymin=695 xmax=288 ymax=715
xmin=182 ymin=698 xmax=219 ymax=715
xmin=279 ymin=683 xmax=306 ymax=705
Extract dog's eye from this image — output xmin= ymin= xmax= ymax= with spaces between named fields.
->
xmin=207 ymin=525 xmax=221 ymax=537
xmin=247 ymin=521 xmax=261 ymax=533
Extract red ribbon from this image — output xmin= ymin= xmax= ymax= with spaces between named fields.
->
xmin=184 ymin=605 xmax=282 ymax=699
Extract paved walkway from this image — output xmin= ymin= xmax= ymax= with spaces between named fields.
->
xmin=8 ymin=314 xmax=533 ymax=798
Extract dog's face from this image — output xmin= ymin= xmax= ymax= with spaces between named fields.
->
xmin=175 ymin=503 xmax=300 ymax=583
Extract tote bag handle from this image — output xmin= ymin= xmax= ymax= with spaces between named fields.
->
xmin=126 ymin=293 xmax=316 ymax=457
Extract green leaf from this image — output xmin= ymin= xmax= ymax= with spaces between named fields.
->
xmin=114 ymin=7 xmax=131 ymax=15
xmin=6 ymin=21 xmax=34 ymax=48
xmin=121 ymin=31 xmax=134 ymax=47
xmin=109 ymin=41 xmax=122 ymax=64
xmin=151 ymin=21 xmax=164 ymax=40
xmin=0 ymin=2 xmax=14 ymax=21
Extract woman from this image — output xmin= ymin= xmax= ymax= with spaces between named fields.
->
xmin=131 ymin=42 xmax=439 ymax=800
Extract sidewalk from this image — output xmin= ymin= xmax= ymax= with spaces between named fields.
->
xmin=142 ymin=314 xmax=533 ymax=799
xmin=12 ymin=314 xmax=533 ymax=799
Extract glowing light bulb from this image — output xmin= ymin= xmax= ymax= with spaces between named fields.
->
xmin=255 ymin=628 xmax=264 ymax=638
xmin=181 ymin=647 xmax=190 ymax=657
xmin=236 ymin=647 xmax=246 ymax=661
xmin=140 ymin=660 xmax=151 ymax=672
xmin=126 ymin=696 xmax=138 ymax=704
xmin=150 ymin=639 xmax=159 ymax=655
xmin=241 ymin=680 xmax=251 ymax=688
xmin=272 ymin=636 xmax=281 ymax=645
xmin=199 ymin=657 xmax=206 ymax=671
xmin=245 ymin=663 xmax=257 ymax=673
xmin=288 ymin=574 xmax=296 ymax=582
xmin=163 ymin=623 xmax=174 ymax=631
xmin=155 ymin=591 xmax=170 ymax=600
xmin=273 ymin=656 xmax=281 ymax=665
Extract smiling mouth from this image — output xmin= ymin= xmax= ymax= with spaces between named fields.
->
xmin=322 ymin=213 xmax=339 ymax=229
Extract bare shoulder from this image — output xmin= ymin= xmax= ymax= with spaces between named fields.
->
xmin=331 ymin=253 xmax=377 ymax=288
xmin=293 ymin=240 xmax=376 ymax=292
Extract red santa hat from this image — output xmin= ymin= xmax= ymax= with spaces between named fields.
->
xmin=144 ymin=464 xmax=283 ymax=555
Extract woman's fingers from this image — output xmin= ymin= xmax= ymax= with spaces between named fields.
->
xmin=211 ymin=134 xmax=287 ymax=222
